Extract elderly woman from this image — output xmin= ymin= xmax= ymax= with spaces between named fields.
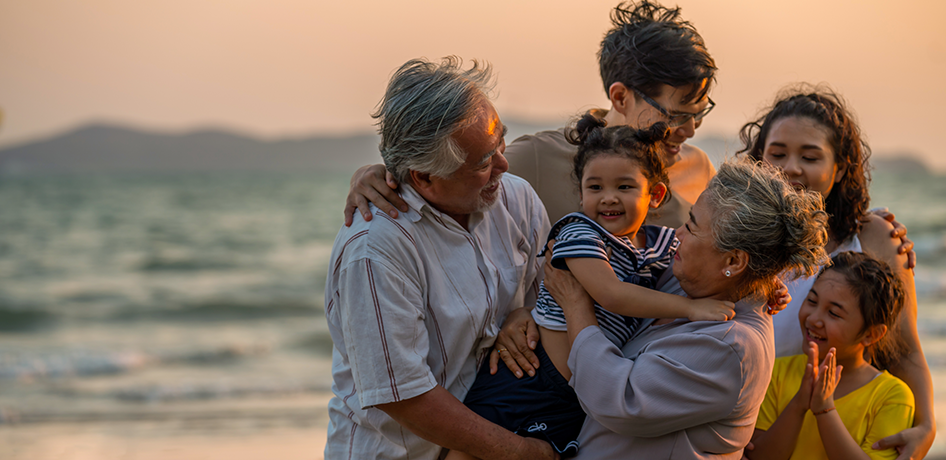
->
xmin=537 ymin=159 xmax=829 ymax=458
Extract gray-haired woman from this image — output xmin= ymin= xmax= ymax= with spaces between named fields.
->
xmin=541 ymin=159 xmax=829 ymax=458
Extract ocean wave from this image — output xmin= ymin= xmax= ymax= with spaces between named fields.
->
xmin=137 ymin=256 xmax=240 ymax=272
xmin=108 ymin=299 xmax=320 ymax=322
xmin=0 ymin=343 xmax=271 ymax=381
xmin=0 ymin=308 xmax=54 ymax=332
xmin=105 ymin=380 xmax=331 ymax=403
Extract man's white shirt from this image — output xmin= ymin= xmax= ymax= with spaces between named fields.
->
xmin=324 ymin=174 xmax=549 ymax=460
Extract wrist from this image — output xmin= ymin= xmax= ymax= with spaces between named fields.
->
xmin=788 ymin=394 xmax=810 ymax=415
xmin=812 ymin=406 xmax=835 ymax=416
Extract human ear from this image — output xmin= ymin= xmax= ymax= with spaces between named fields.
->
xmin=409 ymin=170 xmax=433 ymax=192
xmin=861 ymin=324 xmax=887 ymax=348
xmin=834 ymin=162 xmax=847 ymax=184
xmin=608 ymin=82 xmax=633 ymax=115
xmin=723 ymin=249 xmax=750 ymax=278
xmin=648 ymin=182 xmax=667 ymax=208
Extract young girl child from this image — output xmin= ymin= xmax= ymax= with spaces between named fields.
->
xmin=448 ymin=116 xmax=736 ymax=459
xmin=749 ymin=251 xmax=915 ymax=460
xmin=739 ymin=87 xmax=933 ymax=456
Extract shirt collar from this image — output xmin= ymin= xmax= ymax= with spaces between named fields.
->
xmin=399 ymin=182 xmax=494 ymax=230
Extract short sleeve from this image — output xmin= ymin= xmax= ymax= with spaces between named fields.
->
xmin=550 ymin=221 xmax=608 ymax=269
xmin=862 ymin=379 xmax=915 ymax=460
xmin=337 ymin=258 xmax=437 ymax=409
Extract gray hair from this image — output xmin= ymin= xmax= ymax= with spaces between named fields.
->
xmin=706 ymin=158 xmax=830 ymax=300
xmin=372 ymin=57 xmax=496 ymax=184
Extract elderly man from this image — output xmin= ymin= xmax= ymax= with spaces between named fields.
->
xmin=324 ymin=57 xmax=554 ymax=459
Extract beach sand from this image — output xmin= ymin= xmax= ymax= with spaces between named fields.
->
xmin=3 ymin=350 xmax=946 ymax=459
xmin=3 ymin=387 xmax=946 ymax=460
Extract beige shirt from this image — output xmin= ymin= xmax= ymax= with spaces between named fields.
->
xmin=324 ymin=174 xmax=549 ymax=460
xmin=505 ymin=127 xmax=716 ymax=228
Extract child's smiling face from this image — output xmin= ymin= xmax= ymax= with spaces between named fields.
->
xmin=580 ymin=153 xmax=661 ymax=240
xmin=798 ymin=269 xmax=868 ymax=363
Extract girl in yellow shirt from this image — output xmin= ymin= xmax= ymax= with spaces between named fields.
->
xmin=749 ymin=251 xmax=915 ymax=460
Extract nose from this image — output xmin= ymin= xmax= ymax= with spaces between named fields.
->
xmin=805 ymin=309 xmax=825 ymax=328
xmin=492 ymin=146 xmax=509 ymax=175
xmin=783 ymin=155 xmax=802 ymax=177
xmin=674 ymin=117 xmax=697 ymax=139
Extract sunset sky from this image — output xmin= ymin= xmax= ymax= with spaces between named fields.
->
xmin=2 ymin=0 xmax=945 ymax=167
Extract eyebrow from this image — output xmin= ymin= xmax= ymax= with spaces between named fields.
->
xmin=767 ymin=142 xmax=825 ymax=151
xmin=474 ymin=123 xmax=507 ymax=167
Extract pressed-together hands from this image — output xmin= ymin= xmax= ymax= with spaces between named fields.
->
xmin=790 ymin=341 xmax=842 ymax=416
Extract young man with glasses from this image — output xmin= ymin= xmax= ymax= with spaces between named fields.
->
xmin=501 ymin=1 xmax=717 ymax=227
xmin=344 ymin=0 xmax=718 ymax=229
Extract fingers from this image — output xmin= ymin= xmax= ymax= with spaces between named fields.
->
xmin=495 ymin=346 xmax=528 ymax=378
xmin=525 ymin=320 xmax=539 ymax=354
xmin=343 ymin=202 xmax=356 ymax=227
xmin=508 ymin=343 xmax=538 ymax=378
xmin=872 ymin=432 xmax=905 ymax=451
xmin=897 ymin=236 xmax=914 ymax=253
xmin=489 ymin=349 xmax=500 ymax=375
xmin=806 ymin=341 xmax=819 ymax=381
xmin=359 ymin=185 xmax=399 ymax=219
xmin=907 ymin=250 xmax=916 ymax=270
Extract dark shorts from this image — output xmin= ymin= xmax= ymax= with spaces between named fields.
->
xmin=463 ymin=342 xmax=585 ymax=457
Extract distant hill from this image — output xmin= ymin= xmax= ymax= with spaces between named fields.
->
xmin=1 ymin=122 xmax=928 ymax=176
xmin=0 ymin=119 xmax=561 ymax=175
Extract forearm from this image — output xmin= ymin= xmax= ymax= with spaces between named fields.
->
xmin=567 ymin=258 xmax=690 ymax=319
xmin=378 ymin=385 xmax=550 ymax=459
xmin=815 ymin=411 xmax=872 ymax=460
xmin=747 ymin=405 xmax=806 ymax=460
xmin=598 ymin=281 xmax=692 ymax=319
xmin=888 ymin=255 xmax=935 ymax=431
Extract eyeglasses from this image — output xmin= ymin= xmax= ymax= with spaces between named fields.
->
xmin=629 ymin=87 xmax=715 ymax=128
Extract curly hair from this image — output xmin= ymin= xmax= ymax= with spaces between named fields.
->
xmin=598 ymin=0 xmax=716 ymax=103
xmin=738 ymin=86 xmax=871 ymax=244
xmin=706 ymin=158 xmax=830 ymax=301
xmin=820 ymin=251 xmax=906 ymax=370
xmin=565 ymin=114 xmax=672 ymax=205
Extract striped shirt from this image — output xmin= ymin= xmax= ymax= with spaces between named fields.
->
xmin=324 ymin=174 xmax=549 ymax=460
xmin=532 ymin=213 xmax=678 ymax=346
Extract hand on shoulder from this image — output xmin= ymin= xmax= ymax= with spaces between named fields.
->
xmin=858 ymin=214 xmax=908 ymax=270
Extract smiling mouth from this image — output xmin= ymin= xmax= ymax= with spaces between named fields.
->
xmin=806 ymin=328 xmax=826 ymax=341
xmin=662 ymin=141 xmax=681 ymax=154
xmin=600 ymin=211 xmax=624 ymax=219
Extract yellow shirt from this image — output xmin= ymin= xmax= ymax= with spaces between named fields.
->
xmin=756 ymin=355 xmax=915 ymax=460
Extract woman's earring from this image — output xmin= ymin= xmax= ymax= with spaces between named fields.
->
xmin=725 ymin=270 xmax=731 ymax=277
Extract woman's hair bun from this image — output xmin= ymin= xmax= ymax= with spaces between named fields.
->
xmin=633 ymin=121 xmax=671 ymax=145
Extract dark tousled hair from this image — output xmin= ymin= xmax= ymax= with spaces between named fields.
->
xmin=599 ymin=1 xmax=717 ymax=104
xmin=565 ymin=114 xmax=672 ymax=205
xmin=738 ymin=86 xmax=871 ymax=244
xmin=822 ymin=251 xmax=905 ymax=370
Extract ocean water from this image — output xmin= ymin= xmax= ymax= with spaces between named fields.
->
xmin=1 ymin=169 xmax=945 ymax=447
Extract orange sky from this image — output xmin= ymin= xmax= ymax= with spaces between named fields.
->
xmin=1 ymin=0 xmax=945 ymax=167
